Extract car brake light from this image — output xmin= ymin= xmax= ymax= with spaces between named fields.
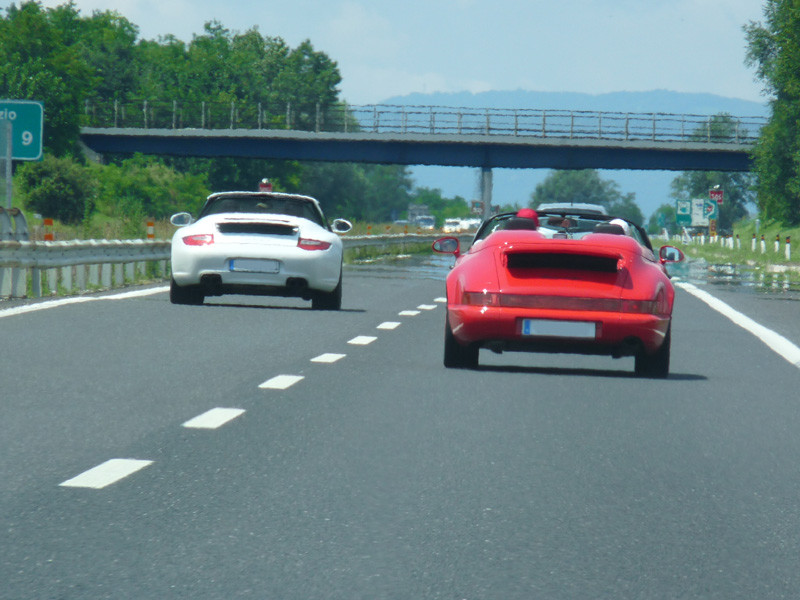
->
xmin=182 ymin=234 xmax=214 ymax=246
xmin=461 ymin=291 xmax=662 ymax=314
xmin=297 ymin=238 xmax=331 ymax=251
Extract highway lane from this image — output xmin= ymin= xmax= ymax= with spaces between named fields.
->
xmin=2 ymin=261 xmax=800 ymax=599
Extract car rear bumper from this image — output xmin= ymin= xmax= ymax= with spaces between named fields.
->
xmin=171 ymin=245 xmax=342 ymax=293
xmin=448 ymin=304 xmax=669 ymax=357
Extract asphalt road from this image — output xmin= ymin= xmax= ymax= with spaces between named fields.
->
xmin=2 ymin=260 xmax=800 ymax=599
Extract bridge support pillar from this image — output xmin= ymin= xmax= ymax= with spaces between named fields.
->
xmin=480 ymin=167 xmax=493 ymax=220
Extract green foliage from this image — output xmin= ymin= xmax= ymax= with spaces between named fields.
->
xmin=91 ymin=155 xmax=210 ymax=219
xmin=745 ymin=0 xmax=800 ymax=224
xmin=0 ymin=2 xmax=96 ymax=155
xmin=529 ymin=169 xmax=644 ymax=225
xmin=647 ymin=204 xmax=677 ymax=234
xmin=17 ymin=154 xmax=96 ymax=223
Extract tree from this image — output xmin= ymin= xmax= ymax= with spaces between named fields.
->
xmin=18 ymin=155 xmax=96 ymax=223
xmin=529 ymin=169 xmax=644 ymax=225
xmin=647 ymin=204 xmax=677 ymax=235
xmin=0 ymin=2 xmax=96 ymax=155
xmin=745 ymin=0 xmax=800 ymax=224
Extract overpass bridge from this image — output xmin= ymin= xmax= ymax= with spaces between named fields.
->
xmin=78 ymin=100 xmax=766 ymax=217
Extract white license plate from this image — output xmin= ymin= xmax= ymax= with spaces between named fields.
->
xmin=522 ymin=319 xmax=597 ymax=339
xmin=229 ymin=258 xmax=280 ymax=273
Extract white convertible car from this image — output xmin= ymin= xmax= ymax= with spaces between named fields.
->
xmin=169 ymin=191 xmax=352 ymax=309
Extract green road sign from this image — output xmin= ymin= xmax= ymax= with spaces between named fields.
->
xmin=676 ymin=200 xmax=691 ymax=226
xmin=0 ymin=99 xmax=43 ymax=160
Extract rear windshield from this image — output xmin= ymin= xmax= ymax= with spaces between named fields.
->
xmin=200 ymin=195 xmax=324 ymax=226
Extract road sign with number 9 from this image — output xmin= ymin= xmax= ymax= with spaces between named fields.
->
xmin=0 ymin=99 xmax=44 ymax=161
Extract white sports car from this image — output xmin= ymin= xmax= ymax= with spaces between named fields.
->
xmin=169 ymin=191 xmax=352 ymax=309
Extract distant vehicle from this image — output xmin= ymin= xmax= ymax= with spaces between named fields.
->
xmin=169 ymin=191 xmax=352 ymax=309
xmin=432 ymin=209 xmax=685 ymax=377
xmin=536 ymin=202 xmax=606 ymax=215
xmin=415 ymin=215 xmax=436 ymax=230
xmin=442 ymin=218 xmax=463 ymax=233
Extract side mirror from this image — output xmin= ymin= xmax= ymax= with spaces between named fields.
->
xmin=332 ymin=218 xmax=352 ymax=234
xmin=432 ymin=237 xmax=461 ymax=257
xmin=170 ymin=212 xmax=193 ymax=227
xmin=659 ymin=245 xmax=685 ymax=263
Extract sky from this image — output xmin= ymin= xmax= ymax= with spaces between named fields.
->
xmin=35 ymin=0 xmax=772 ymax=216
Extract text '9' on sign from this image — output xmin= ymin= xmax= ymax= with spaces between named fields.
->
xmin=0 ymin=99 xmax=43 ymax=161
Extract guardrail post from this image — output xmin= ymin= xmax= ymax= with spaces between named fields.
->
xmin=315 ymin=103 xmax=321 ymax=133
xmin=11 ymin=266 xmax=26 ymax=298
xmin=201 ymin=101 xmax=206 ymax=129
xmin=172 ymin=100 xmax=177 ymax=129
xmin=89 ymin=263 xmax=100 ymax=288
xmin=143 ymin=100 xmax=148 ymax=129
xmin=114 ymin=99 xmax=119 ymax=127
xmin=786 ymin=236 xmax=791 ymax=261
xmin=61 ymin=265 xmax=72 ymax=292
xmin=485 ymin=109 xmax=490 ymax=135
xmin=230 ymin=101 xmax=236 ymax=129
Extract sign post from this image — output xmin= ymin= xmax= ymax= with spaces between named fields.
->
xmin=0 ymin=100 xmax=44 ymax=209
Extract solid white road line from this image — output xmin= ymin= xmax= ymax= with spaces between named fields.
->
xmin=399 ymin=310 xmax=421 ymax=316
xmin=0 ymin=286 xmax=169 ymax=319
xmin=182 ymin=408 xmax=245 ymax=429
xmin=377 ymin=321 xmax=401 ymax=330
xmin=60 ymin=459 xmax=153 ymax=489
xmin=348 ymin=335 xmax=378 ymax=345
xmin=417 ymin=304 xmax=437 ymax=310
xmin=677 ymin=282 xmax=800 ymax=369
xmin=259 ymin=374 xmax=305 ymax=390
xmin=311 ymin=353 xmax=346 ymax=363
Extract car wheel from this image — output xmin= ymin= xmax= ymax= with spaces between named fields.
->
xmin=312 ymin=274 xmax=342 ymax=310
xmin=444 ymin=315 xmax=479 ymax=369
xmin=170 ymin=278 xmax=204 ymax=305
xmin=635 ymin=325 xmax=670 ymax=378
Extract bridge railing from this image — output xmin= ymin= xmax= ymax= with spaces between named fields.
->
xmin=81 ymin=100 xmax=766 ymax=145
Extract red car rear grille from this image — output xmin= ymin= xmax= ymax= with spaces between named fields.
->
xmin=506 ymin=252 xmax=619 ymax=273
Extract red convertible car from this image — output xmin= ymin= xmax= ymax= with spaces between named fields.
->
xmin=432 ymin=207 xmax=685 ymax=377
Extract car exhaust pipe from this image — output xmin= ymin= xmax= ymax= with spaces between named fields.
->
xmin=200 ymin=274 xmax=223 ymax=295
xmin=286 ymin=277 xmax=309 ymax=298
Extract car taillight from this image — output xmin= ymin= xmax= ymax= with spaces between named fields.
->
xmin=182 ymin=234 xmax=214 ymax=246
xmin=462 ymin=291 xmax=501 ymax=306
xmin=297 ymin=238 xmax=331 ymax=251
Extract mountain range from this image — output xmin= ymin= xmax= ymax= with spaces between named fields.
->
xmin=378 ymin=89 xmax=770 ymax=220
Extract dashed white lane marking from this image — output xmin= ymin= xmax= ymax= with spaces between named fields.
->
xmin=377 ymin=321 xmax=401 ymax=330
xmin=311 ymin=353 xmax=346 ymax=363
xmin=677 ymin=282 xmax=800 ymax=369
xmin=0 ymin=286 xmax=170 ymax=319
xmin=434 ymin=297 xmax=447 ymax=303
xmin=417 ymin=304 xmax=437 ymax=310
xmin=60 ymin=459 xmax=153 ymax=489
xmin=399 ymin=310 xmax=420 ymax=316
xmin=183 ymin=408 xmax=245 ymax=429
xmin=259 ymin=374 xmax=305 ymax=390
xmin=348 ymin=335 xmax=378 ymax=345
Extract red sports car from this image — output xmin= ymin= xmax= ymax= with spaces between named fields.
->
xmin=432 ymin=207 xmax=685 ymax=377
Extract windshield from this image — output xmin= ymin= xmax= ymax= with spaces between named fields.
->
xmin=199 ymin=194 xmax=325 ymax=227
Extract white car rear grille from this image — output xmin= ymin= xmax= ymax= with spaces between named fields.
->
xmin=217 ymin=223 xmax=298 ymax=236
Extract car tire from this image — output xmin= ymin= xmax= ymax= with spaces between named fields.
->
xmin=312 ymin=274 xmax=342 ymax=310
xmin=170 ymin=278 xmax=204 ymax=305
xmin=635 ymin=325 xmax=670 ymax=378
xmin=444 ymin=315 xmax=479 ymax=369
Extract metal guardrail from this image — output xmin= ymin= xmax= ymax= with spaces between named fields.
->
xmin=0 ymin=239 xmax=171 ymax=299
xmin=80 ymin=100 xmax=767 ymax=145
xmin=0 ymin=233 xmax=466 ymax=300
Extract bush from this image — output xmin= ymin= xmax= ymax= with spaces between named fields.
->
xmin=18 ymin=155 xmax=96 ymax=224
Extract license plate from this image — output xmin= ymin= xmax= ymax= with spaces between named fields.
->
xmin=229 ymin=258 xmax=280 ymax=273
xmin=522 ymin=319 xmax=597 ymax=339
